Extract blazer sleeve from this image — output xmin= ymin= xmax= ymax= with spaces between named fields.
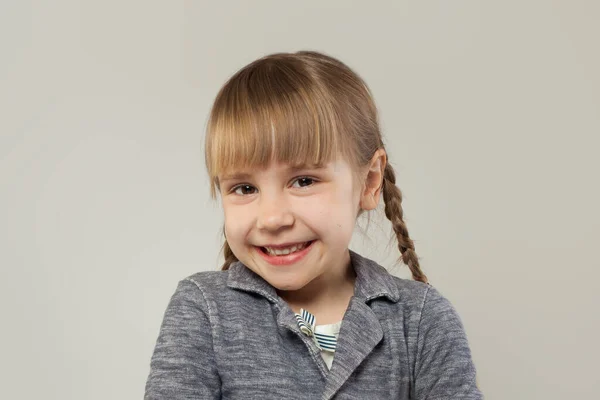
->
xmin=413 ymin=286 xmax=483 ymax=399
xmin=144 ymin=279 xmax=221 ymax=399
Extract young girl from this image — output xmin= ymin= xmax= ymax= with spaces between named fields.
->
xmin=145 ymin=51 xmax=482 ymax=399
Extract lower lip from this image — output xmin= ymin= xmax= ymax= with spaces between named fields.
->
xmin=256 ymin=241 xmax=315 ymax=266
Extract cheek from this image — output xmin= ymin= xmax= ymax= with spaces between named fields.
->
xmin=223 ymin=204 xmax=253 ymax=244
xmin=301 ymin=191 xmax=358 ymax=237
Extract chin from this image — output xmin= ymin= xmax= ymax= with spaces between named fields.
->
xmin=266 ymin=277 xmax=308 ymax=292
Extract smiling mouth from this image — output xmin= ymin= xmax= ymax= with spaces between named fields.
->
xmin=258 ymin=240 xmax=314 ymax=256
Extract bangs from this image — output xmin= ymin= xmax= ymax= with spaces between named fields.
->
xmin=205 ymin=56 xmax=349 ymax=197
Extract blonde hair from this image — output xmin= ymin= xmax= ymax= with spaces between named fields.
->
xmin=205 ymin=51 xmax=428 ymax=283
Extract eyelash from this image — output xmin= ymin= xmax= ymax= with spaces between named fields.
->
xmin=229 ymin=176 xmax=318 ymax=196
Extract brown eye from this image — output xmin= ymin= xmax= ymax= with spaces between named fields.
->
xmin=233 ymin=185 xmax=257 ymax=195
xmin=292 ymin=177 xmax=316 ymax=188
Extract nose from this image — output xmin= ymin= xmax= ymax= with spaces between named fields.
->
xmin=256 ymin=192 xmax=294 ymax=232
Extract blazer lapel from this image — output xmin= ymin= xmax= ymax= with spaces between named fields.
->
xmin=321 ymin=296 xmax=384 ymax=400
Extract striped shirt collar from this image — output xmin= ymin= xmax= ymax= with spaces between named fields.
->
xmin=294 ymin=308 xmax=339 ymax=353
xmin=226 ymin=250 xmax=401 ymax=305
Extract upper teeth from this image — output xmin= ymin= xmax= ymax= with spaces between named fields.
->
xmin=264 ymin=242 xmax=309 ymax=256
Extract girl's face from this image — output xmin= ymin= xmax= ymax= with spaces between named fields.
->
xmin=219 ymin=158 xmax=365 ymax=293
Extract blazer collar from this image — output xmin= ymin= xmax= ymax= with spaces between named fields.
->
xmin=226 ymin=249 xmax=400 ymax=304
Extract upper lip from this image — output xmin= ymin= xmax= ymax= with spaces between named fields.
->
xmin=258 ymin=241 xmax=312 ymax=249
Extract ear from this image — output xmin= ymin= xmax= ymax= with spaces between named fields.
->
xmin=359 ymin=149 xmax=386 ymax=211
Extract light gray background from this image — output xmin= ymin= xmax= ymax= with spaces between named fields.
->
xmin=1 ymin=1 xmax=598 ymax=399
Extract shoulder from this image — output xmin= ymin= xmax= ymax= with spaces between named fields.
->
xmin=389 ymin=275 xmax=457 ymax=318
xmin=166 ymin=270 xmax=230 ymax=312
xmin=172 ymin=266 xmax=272 ymax=317
xmin=183 ymin=270 xmax=230 ymax=292
xmin=389 ymin=274 xmax=430 ymax=303
xmin=363 ymin=259 xmax=456 ymax=327
xmin=387 ymin=275 xmax=468 ymax=345
xmin=351 ymin=250 xmax=453 ymax=314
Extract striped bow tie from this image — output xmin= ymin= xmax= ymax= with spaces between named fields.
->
xmin=294 ymin=308 xmax=337 ymax=353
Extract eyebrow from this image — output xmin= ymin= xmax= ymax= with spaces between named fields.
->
xmin=219 ymin=164 xmax=327 ymax=182
xmin=219 ymin=172 xmax=253 ymax=182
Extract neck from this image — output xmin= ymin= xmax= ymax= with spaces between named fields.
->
xmin=276 ymin=249 xmax=356 ymax=318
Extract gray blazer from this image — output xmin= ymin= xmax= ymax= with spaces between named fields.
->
xmin=145 ymin=250 xmax=483 ymax=399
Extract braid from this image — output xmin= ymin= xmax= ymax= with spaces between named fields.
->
xmin=220 ymin=229 xmax=239 ymax=271
xmin=382 ymin=163 xmax=429 ymax=284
